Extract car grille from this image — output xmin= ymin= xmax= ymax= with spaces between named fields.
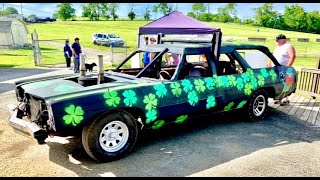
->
xmin=28 ymin=95 xmax=47 ymax=123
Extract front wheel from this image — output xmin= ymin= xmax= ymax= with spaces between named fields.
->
xmin=82 ymin=110 xmax=139 ymax=162
xmin=247 ymin=89 xmax=268 ymax=122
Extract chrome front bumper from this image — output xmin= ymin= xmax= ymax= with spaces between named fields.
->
xmin=7 ymin=104 xmax=48 ymax=144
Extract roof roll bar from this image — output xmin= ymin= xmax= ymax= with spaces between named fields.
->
xmin=156 ymin=32 xmax=223 ymax=62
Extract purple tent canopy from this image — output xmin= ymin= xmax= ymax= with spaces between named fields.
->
xmin=139 ymin=11 xmax=221 ymax=35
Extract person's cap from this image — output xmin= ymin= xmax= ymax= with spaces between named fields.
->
xmin=66 ymin=40 xmax=69 ymax=43
xmin=75 ymin=37 xmax=79 ymax=41
xmin=276 ymin=34 xmax=286 ymax=41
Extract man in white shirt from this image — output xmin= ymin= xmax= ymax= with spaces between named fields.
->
xmin=269 ymin=34 xmax=296 ymax=105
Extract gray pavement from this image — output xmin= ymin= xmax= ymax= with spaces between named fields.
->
xmin=1 ymin=67 xmax=320 ymax=177
xmin=0 ymin=67 xmax=73 ymax=94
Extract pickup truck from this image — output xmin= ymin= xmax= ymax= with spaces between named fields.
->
xmin=7 ymin=34 xmax=298 ymax=162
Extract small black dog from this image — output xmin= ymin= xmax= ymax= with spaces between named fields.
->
xmin=85 ymin=62 xmax=97 ymax=72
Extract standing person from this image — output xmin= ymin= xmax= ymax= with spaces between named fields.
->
xmin=269 ymin=34 xmax=296 ymax=105
xmin=149 ymin=37 xmax=157 ymax=61
xmin=142 ymin=36 xmax=150 ymax=67
xmin=144 ymin=36 xmax=149 ymax=46
xmin=63 ymin=40 xmax=72 ymax=70
xmin=71 ymin=37 xmax=82 ymax=73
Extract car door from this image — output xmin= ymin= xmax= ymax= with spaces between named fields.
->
xmin=156 ymin=53 xmax=217 ymax=119
xmin=216 ymin=51 xmax=248 ymax=112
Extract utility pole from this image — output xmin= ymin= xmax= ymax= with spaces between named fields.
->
xmin=3 ymin=3 xmax=4 ymax=11
xmin=20 ymin=3 xmax=23 ymax=19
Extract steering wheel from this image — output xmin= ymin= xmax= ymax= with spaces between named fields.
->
xmin=159 ymin=70 xmax=172 ymax=80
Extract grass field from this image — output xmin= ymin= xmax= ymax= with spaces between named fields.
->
xmin=0 ymin=20 xmax=319 ymax=68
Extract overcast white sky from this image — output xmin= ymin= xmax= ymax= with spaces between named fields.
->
xmin=4 ymin=3 xmax=320 ymax=20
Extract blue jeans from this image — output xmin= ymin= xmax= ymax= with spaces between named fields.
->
xmin=74 ymin=56 xmax=80 ymax=73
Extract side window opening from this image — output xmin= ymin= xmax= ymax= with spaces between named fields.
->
xmin=178 ymin=54 xmax=212 ymax=80
xmin=237 ymin=49 xmax=269 ymax=69
xmin=217 ymin=53 xmax=245 ymax=76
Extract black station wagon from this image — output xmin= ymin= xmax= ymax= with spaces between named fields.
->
xmin=8 ymin=35 xmax=298 ymax=162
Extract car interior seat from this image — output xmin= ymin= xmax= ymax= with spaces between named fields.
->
xmin=218 ymin=61 xmax=237 ymax=75
xmin=185 ymin=66 xmax=206 ymax=79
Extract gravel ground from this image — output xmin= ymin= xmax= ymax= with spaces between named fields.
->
xmin=1 ymin=67 xmax=320 ymax=177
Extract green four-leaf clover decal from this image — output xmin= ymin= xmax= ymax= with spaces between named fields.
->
xmin=123 ymin=90 xmax=137 ymax=107
xmin=143 ymin=93 xmax=158 ymax=111
xmin=206 ymin=96 xmax=216 ymax=109
xmin=204 ymin=77 xmax=215 ymax=90
xmin=181 ymin=79 xmax=194 ymax=93
xmin=63 ymin=104 xmax=84 ymax=126
xmin=146 ymin=109 xmax=157 ymax=124
xmin=171 ymin=82 xmax=182 ymax=97
xmin=194 ymin=79 xmax=206 ymax=92
xmin=104 ymin=91 xmax=121 ymax=107
xmin=188 ymin=91 xmax=199 ymax=106
xmin=154 ymin=83 xmax=167 ymax=98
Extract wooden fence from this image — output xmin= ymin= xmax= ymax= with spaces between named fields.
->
xmin=297 ymin=68 xmax=320 ymax=98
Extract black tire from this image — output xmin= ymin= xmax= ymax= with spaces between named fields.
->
xmin=93 ymin=41 xmax=97 ymax=45
xmin=82 ymin=110 xmax=139 ymax=162
xmin=247 ymin=89 xmax=269 ymax=122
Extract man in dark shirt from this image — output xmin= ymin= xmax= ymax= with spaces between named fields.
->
xmin=63 ymin=40 xmax=72 ymax=69
xmin=71 ymin=37 xmax=82 ymax=73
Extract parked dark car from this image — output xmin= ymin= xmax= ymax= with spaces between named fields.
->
xmin=29 ymin=17 xmax=43 ymax=23
xmin=7 ymin=33 xmax=298 ymax=162
xmin=43 ymin=17 xmax=56 ymax=22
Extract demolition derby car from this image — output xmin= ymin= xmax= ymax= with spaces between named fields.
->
xmin=8 ymin=34 xmax=297 ymax=162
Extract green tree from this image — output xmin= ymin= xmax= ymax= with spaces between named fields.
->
xmin=144 ymin=8 xmax=151 ymax=21
xmin=128 ymin=12 xmax=136 ymax=20
xmin=81 ymin=3 xmax=109 ymax=21
xmin=152 ymin=4 xmax=159 ymax=20
xmin=187 ymin=11 xmax=196 ymax=18
xmin=283 ymin=4 xmax=307 ymax=32
xmin=109 ymin=3 xmax=119 ymax=21
xmin=56 ymin=3 xmax=76 ymax=21
xmin=154 ymin=3 xmax=173 ymax=16
xmin=28 ymin=14 xmax=36 ymax=19
xmin=192 ymin=3 xmax=206 ymax=19
xmin=305 ymin=11 xmax=320 ymax=33
xmin=216 ymin=3 xmax=238 ymax=23
xmin=253 ymin=3 xmax=277 ymax=28
xmin=0 ymin=7 xmax=19 ymax=16
xmin=198 ymin=13 xmax=212 ymax=22
xmin=5 ymin=7 xmax=19 ymax=15
xmin=127 ymin=3 xmax=136 ymax=20
xmin=243 ymin=18 xmax=255 ymax=25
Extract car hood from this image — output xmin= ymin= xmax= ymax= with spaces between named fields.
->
xmin=18 ymin=72 xmax=158 ymax=102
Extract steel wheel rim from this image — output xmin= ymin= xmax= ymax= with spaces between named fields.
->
xmin=99 ymin=121 xmax=129 ymax=153
xmin=253 ymin=95 xmax=266 ymax=117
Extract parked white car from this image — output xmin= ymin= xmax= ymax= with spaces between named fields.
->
xmin=91 ymin=33 xmax=125 ymax=47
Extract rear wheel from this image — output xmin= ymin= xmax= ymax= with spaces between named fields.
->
xmin=82 ymin=110 xmax=138 ymax=162
xmin=247 ymin=89 xmax=268 ymax=122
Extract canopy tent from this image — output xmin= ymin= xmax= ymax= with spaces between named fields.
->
xmin=133 ymin=11 xmax=222 ymax=69
xmin=137 ymin=11 xmax=221 ymax=47
xmin=139 ymin=11 xmax=220 ymax=35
